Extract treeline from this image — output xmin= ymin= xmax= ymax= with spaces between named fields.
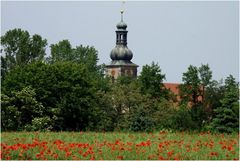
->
xmin=1 ymin=28 xmax=239 ymax=133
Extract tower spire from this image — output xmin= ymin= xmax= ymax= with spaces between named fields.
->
xmin=120 ymin=10 xmax=124 ymax=22
xmin=120 ymin=1 xmax=125 ymax=22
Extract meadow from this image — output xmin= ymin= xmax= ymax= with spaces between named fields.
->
xmin=1 ymin=131 xmax=239 ymax=160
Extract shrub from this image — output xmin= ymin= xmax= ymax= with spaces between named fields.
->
xmin=168 ymin=105 xmax=196 ymax=131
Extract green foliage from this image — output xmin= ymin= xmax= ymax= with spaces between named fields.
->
xmin=209 ymin=75 xmax=239 ymax=133
xmin=1 ymin=56 xmax=7 ymax=79
xmin=129 ymin=105 xmax=155 ymax=132
xmin=179 ymin=64 xmax=216 ymax=130
xmin=169 ymin=105 xmax=196 ymax=131
xmin=129 ymin=98 xmax=175 ymax=132
xmin=96 ymin=82 xmax=142 ymax=131
xmin=50 ymin=39 xmax=72 ymax=62
xmin=31 ymin=116 xmax=52 ymax=131
xmin=198 ymin=64 xmax=212 ymax=102
xmin=49 ymin=40 xmax=99 ymax=71
xmin=198 ymin=64 xmax=212 ymax=87
xmin=1 ymin=87 xmax=46 ymax=131
xmin=152 ymin=99 xmax=176 ymax=129
xmin=1 ymin=94 xmax=21 ymax=131
xmin=1 ymin=28 xmax=47 ymax=79
xmin=2 ymin=61 xmax=103 ymax=131
xmin=116 ymin=75 xmax=137 ymax=85
xmin=96 ymin=79 xmax=176 ymax=132
xmin=180 ymin=64 xmax=213 ymax=105
xmin=73 ymin=45 xmax=99 ymax=71
xmin=204 ymin=80 xmax=224 ymax=114
xmin=1 ymin=28 xmax=238 ymax=133
xmin=138 ymin=62 xmax=166 ymax=98
xmin=190 ymin=104 xmax=208 ymax=129
xmin=179 ymin=65 xmax=201 ymax=105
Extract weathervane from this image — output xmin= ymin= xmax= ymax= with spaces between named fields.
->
xmin=120 ymin=1 xmax=125 ymax=21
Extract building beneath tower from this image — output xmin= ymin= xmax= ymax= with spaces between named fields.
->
xmin=106 ymin=10 xmax=138 ymax=80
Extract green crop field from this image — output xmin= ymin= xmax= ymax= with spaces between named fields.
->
xmin=1 ymin=131 xmax=239 ymax=160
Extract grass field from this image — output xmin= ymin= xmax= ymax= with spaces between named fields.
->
xmin=1 ymin=131 xmax=239 ymax=160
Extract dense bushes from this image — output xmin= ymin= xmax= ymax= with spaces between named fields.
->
xmin=1 ymin=62 xmax=239 ymax=132
xmin=2 ymin=61 xmax=101 ymax=131
xmin=1 ymin=87 xmax=47 ymax=131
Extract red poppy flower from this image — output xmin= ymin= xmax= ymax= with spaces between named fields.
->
xmin=117 ymin=156 xmax=123 ymax=160
xmin=158 ymin=156 xmax=165 ymax=160
xmin=227 ymin=146 xmax=233 ymax=151
xmin=168 ymin=150 xmax=174 ymax=157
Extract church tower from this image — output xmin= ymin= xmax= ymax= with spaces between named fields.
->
xmin=106 ymin=9 xmax=138 ymax=80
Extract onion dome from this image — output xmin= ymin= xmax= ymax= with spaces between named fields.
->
xmin=116 ymin=21 xmax=127 ymax=29
xmin=110 ymin=46 xmax=133 ymax=61
xmin=116 ymin=10 xmax=127 ymax=29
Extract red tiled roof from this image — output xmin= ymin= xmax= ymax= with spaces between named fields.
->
xmin=164 ymin=83 xmax=180 ymax=95
xmin=164 ymin=83 xmax=203 ymax=104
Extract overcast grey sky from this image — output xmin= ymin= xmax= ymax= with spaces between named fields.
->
xmin=1 ymin=1 xmax=239 ymax=83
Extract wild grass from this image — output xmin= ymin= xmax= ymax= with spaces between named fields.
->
xmin=1 ymin=131 xmax=239 ymax=160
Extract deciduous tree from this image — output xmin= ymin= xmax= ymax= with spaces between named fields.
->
xmin=49 ymin=40 xmax=99 ymax=71
xmin=1 ymin=28 xmax=47 ymax=79
xmin=2 ymin=61 xmax=102 ymax=131
xmin=198 ymin=64 xmax=212 ymax=102
xmin=179 ymin=65 xmax=201 ymax=105
xmin=138 ymin=62 xmax=166 ymax=98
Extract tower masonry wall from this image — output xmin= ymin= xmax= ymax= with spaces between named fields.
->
xmin=106 ymin=67 xmax=121 ymax=79
xmin=106 ymin=66 xmax=138 ymax=79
